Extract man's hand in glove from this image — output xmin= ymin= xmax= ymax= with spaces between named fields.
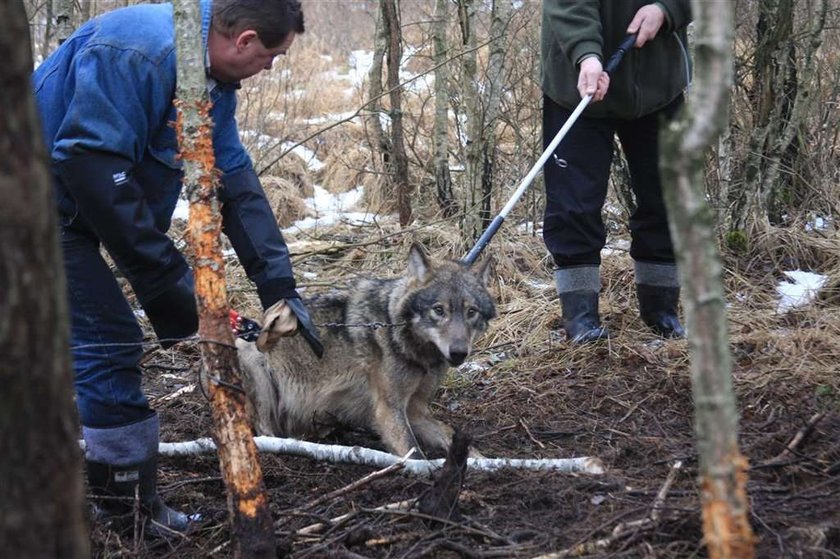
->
xmin=256 ymin=299 xmax=299 ymax=352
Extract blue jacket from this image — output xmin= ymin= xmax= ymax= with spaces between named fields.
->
xmin=34 ymin=1 xmax=300 ymax=313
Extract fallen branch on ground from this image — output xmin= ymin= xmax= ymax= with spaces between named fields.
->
xmin=295 ymin=499 xmax=416 ymax=536
xmin=761 ymin=412 xmax=826 ymax=467
xmin=297 ymin=451 xmax=411 ymax=512
xmin=79 ymin=436 xmax=605 ymax=474
xmin=529 ymin=460 xmax=683 ymax=559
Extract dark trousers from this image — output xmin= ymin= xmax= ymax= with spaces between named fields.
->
xmin=542 ymin=94 xmax=681 ymax=268
xmin=60 ymin=220 xmax=153 ymax=428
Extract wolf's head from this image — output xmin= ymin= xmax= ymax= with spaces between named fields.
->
xmin=399 ymin=243 xmax=496 ymax=366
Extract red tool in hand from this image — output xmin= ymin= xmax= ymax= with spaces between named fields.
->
xmin=229 ymin=309 xmax=261 ymax=342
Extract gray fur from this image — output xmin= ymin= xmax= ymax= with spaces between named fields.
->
xmin=237 ymin=243 xmax=495 ymax=457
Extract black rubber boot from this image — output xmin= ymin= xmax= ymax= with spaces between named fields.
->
xmin=637 ymin=283 xmax=685 ymax=338
xmin=560 ymin=290 xmax=609 ymax=344
xmin=87 ymin=457 xmax=193 ymax=538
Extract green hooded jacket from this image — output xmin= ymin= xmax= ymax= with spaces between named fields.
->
xmin=541 ymin=0 xmax=692 ymax=119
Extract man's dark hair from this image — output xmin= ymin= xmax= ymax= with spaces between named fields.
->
xmin=211 ymin=0 xmax=305 ymax=48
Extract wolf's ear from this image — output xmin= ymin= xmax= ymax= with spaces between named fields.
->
xmin=472 ymin=255 xmax=494 ymax=288
xmin=407 ymin=242 xmax=432 ymax=283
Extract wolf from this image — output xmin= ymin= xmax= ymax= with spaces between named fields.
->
xmin=236 ymin=243 xmax=496 ymax=458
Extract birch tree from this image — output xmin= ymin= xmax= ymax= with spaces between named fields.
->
xmin=457 ymin=0 xmax=480 ymax=242
xmin=660 ymin=1 xmax=756 ymax=556
xmin=477 ymin=0 xmax=511 ymax=229
xmin=366 ymin=4 xmax=393 ymax=200
xmin=54 ymin=0 xmax=74 ymax=44
xmin=432 ymin=0 xmax=457 ymax=217
xmin=381 ymin=0 xmax=411 ymax=225
xmin=727 ymin=0 xmax=828 ymax=238
xmin=0 ymin=0 xmax=88 ymax=556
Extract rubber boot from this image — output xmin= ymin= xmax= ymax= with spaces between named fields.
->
xmin=560 ymin=290 xmax=610 ymax=344
xmin=87 ymin=457 xmax=192 ymax=538
xmin=83 ymin=414 xmax=196 ymax=539
xmin=637 ymin=284 xmax=685 ymax=338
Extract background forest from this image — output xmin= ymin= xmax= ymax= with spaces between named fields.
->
xmin=14 ymin=0 xmax=840 ymax=557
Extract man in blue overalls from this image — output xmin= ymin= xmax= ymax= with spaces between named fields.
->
xmin=34 ymin=0 xmax=322 ymax=535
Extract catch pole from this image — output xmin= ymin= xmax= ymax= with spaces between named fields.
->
xmin=462 ymin=34 xmax=638 ymax=265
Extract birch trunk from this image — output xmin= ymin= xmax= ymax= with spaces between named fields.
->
xmin=478 ymin=0 xmax=510 ymax=229
xmin=54 ymin=0 xmax=74 ymax=44
xmin=456 ymin=0 xmax=480 ymax=243
xmin=172 ymin=2 xmax=275 ymax=557
xmin=40 ymin=0 xmax=54 ymax=61
xmin=0 ymin=1 xmax=88 ymax=555
xmin=660 ymin=2 xmax=755 ymax=557
xmin=366 ymin=5 xmax=393 ymax=202
xmin=432 ymin=0 xmax=457 ymax=217
xmin=732 ymin=0 xmax=827 ymax=236
xmin=381 ymin=0 xmax=411 ymax=225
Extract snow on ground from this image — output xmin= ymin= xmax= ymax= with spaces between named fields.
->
xmin=805 ymin=214 xmax=832 ymax=232
xmin=282 ymin=185 xmax=375 ymax=234
xmin=777 ymin=270 xmax=828 ymax=313
xmin=280 ymin=141 xmax=324 ymax=172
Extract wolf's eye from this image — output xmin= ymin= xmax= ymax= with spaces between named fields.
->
xmin=432 ymin=304 xmax=446 ymax=317
xmin=466 ymin=307 xmax=478 ymax=318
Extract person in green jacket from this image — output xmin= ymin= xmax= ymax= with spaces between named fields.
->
xmin=541 ymin=1 xmax=692 ymax=343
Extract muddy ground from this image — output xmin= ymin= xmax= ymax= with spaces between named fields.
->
xmin=90 ymin=238 xmax=840 ymax=558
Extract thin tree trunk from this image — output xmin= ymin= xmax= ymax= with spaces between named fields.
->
xmin=757 ymin=0 xmax=826 ymax=225
xmin=660 ymin=2 xmax=755 ymax=557
xmin=0 ymin=1 xmax=88 ymax=556
xmin=381 ymin=0 xmax=411 ymax=225
xmin=457 ymin=0 xmax=480 ymax=241
xmin=366 ymin=5 xmax=392 ymax=201
xmin=478 ymin=0 xmax=510 ymax=229
xmin=732 ymin=0 xmax=826 ymax=236
xmin=172 ymin=2 xmax=275 ymax=557
xmin=79 ymin=0 xmax=92 ymax=22
xmin=54 ymin=0 xmax=74 ymax=44
xmin=432 ymin=0 xmax=457 ymax=217
xmin=41 ymin=0 xmax=54 ymax=61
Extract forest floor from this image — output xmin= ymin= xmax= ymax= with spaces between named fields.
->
xmin=89 ymin=226 xmax=840 ymax=558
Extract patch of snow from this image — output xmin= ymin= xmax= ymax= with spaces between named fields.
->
xmin=457 ymin=361 xmax=489 ymax=375
xmin=805 ymin=214 xmax=832 ymax=232
xmin=303 ymin=110 xmax=359 ymax=126
xmin=517 ymin=221 xmax=542 ymax=235
xmin=601 ymin=239 xmax=630 ymax=257
xmin=348 ymin=50 xmax=374 ymax=86
xmin=523 ymin=279 xmax=553 ymax=292
xmin=283 ymin=185 xmax=381 ymax=233
xmin=280 ymin=141 xmax=324 ymax=172
xmin=603 ymin=202 xmax=624 ymax=217
xmin=776 ymin=270 xmax=827 ymax=313
xmin=173 ymin=198 xmax=190 ymax=221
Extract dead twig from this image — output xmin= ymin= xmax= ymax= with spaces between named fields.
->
xmin=296 ymin=450 xmax=410 ymax=513
xmin=529 ymin=460 xmax=683 ymax=558
xmin=519 ymin=419 xmax=547 ymax=450
xmin=760 ymin=412 xmax=827 ymax=467
xmin=294 ymin=499 xmax=416 ymax=536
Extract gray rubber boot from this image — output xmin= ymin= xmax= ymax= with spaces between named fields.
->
xmin=555 ymin=267 xmax=609 ymax=344
xmin=84 ymin=414 xmax=197 ymax=538
xmin=635 ymin=261 xmax=685 ymax=339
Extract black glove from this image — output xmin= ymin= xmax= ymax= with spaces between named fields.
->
xmin=142 ymin=272 xmax=198 ymax=349
xmin=285 ymin=297 xmax=324 ymax=358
